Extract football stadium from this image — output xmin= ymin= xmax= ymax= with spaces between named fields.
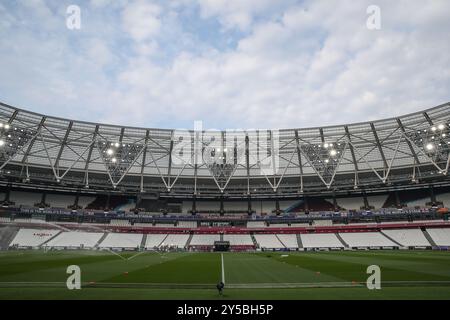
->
xmin=1 ymin=101 xmax=450 ymax=300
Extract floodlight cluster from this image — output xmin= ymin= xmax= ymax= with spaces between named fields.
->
xmin=0 ymin=122 xmax=36 ymax=161
xmin=410 ymin=123 xmax=450 ymax=156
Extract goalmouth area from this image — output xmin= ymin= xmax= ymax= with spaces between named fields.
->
xmin=1 ymin=250 xmax=450 ymax=300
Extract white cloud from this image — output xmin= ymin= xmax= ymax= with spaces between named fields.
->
xmin=0 ymin=0 xmax=449 ymax=130
xmin=122 ymin=0 xmax=162 ymax=42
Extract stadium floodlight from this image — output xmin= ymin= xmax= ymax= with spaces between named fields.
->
xmin=323 ymin=143 xmax=329 ymax=148
xmin=4 ymin=124 xmax=10 ymax=130
xmin=0 ymin=139 xmax=4 ymax=147
xmin=114 ymin=142 xmax=120 ymax=148
xmin=426 ymin=143 xmax=434 ymax=151
xmin=106 ymin=148 xmax=114 ymax=155
xmin=438 ymin=124 xmax=445 ymax=130
xmin=329 ymin=149 xmax=337 ymax=157
xmin=111 ymin=157 xmax=117 ymax=163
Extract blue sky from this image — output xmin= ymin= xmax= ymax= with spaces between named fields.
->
xmin=0 ymin=0 xmax=449 ymax=130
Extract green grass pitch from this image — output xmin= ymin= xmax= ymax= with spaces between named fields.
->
xmin=0 ymin=250 xmax=450 ymax=299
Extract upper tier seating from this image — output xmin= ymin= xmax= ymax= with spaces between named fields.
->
xmin=338 ymin=232 xmax=397 ymax=248
xmin=177 ymin=221 xmax=197 ymax=228
xmin=267 ymin=223 xmax=289 ymax=228
xmin=45 ymin=232 xmax=104 ymax=248
xmin=382 ymin=229 xmax=430 ymax=247
xmin=300 ymin=233 xmax=344 ymax=248
xmin=246 ymin=221 xmax=266 ymax=228
xmin=223 ymin=234 xmax=254 ymax=246
xmin=77 ymin=196 xmax=96 ymax=209
xmin=336 ymin=197 xmax=364 ymax=210
xmin=9 ymin=191 xmax=42 ymax=207
xmin=253 ymin=234 xmax=284 ymax=249
xmin=46 ymin=194 xmax=75 ymax=208
xmin=313 ymin=220 xmax=333 ymax=226
xmin=110 ymin=219 xmax=131 ymax=226
xmin=98 ymin=233 xmax=143 ymax=249
xmin=9 ymin=228 xmax=59 ymax=247
xmin=366 ymin=195 xmax=388 ymax=209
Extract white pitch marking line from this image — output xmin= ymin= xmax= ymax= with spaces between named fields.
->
xmin=221 ymin=253 xmax=225 ymax=284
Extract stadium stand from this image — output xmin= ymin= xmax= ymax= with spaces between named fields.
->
xmin=46 ymin=194 xmax=75 ymax=209
xmin=247 ymin=221 xmax=266 ymax=228
xmin=189 ymin=234 xmax=221 ymax=246
xmin=381 ymin=229 xmax=431 ymax=247
xmin=336 ymin=197 xmax=364 ymax=210
xmin=338 ymin=232 xmax=397 ymax=248
xmin=267 ymin=223 xmax=289 ymax=228
xmin=98 ymin=233 xmax=143 ymax=249
xmin=144 ymin=234 xmax=168 ymax=249
xmin=45 ymin=231 xmax=104 ymax=248
xmin=9 ymin=228 xmax=60 ymax=247
xmin=253 ymin=234 xmax=285 ymax=249
xmin=300 ymin=233 xmax=345 ymax=249
xmin=426 ymin=228 xmax=450 ymax=246
xmin=77 ymin=196 xmax=96 ymax=209
xmin=276 ymin=234 xmax=299 ymax=249
xmin=366 ymin=194 xmax=389 ymax=209
xmin=110 ymin=219 xmax=131 ymax=226
xmin=223 ymin=234 xmax=254 ymax=246
xmin=177 ymin=221 xmax=197 ymax=228
xmin=9 ymin=191 xmax=42 ymax=207
xmin=313 ymin=220 xmax=333 ymax=226
xmin=161 ymin=234 xmax=190 ymax=248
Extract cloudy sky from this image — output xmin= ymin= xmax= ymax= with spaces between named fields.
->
xmin=0 ymin=0 xmax=449 ymax=130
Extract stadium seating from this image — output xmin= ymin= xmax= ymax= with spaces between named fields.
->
xmin=9 ymin=228 xmax=60 ymax=247
xmin=267 ymin=223 xmax=289 ymax=228
xmin=313 ymin=220 xmax=333 ymax=226
xmin=247 ymin=221 xmax=266 ymax=228
xmin=162 ymin=234 xmax=190 ymax=248
xmin=46 ymin=194 xmax=75 ymax=208
xmin=189 ymin=234 xmax=220 ymax=246
xmin=177 ymin=221 xmax=197 ymax=228
xmin=253 ymin=234 xmax=285 ymax=249
xmin=45 ymin=231 xmax=104 ymax=248
xmin=381 ymin=229 xmax=431 ymax=247
xmin=276 ymin=234 xmax=299 ymax=248
xmin=338 ymin=232 xmax=397 ymax=248
xmin=336 ymin=197 xmax=364 ymax=210
xmin=9 ymin=191 xmax=42 ymax=207
xmin=290 ymin=223 xmax=310 ymax=227
xmin=110 ymin=219 xmax=131 ymax=226
xmin=426 ymin=228 xmax=450 ymax=246
xmin=77 ymin=196 xmax=96 ymax=209
xmin=144 ymin=234 xmax=168 ymax=249
xmin=300 ymin=233 xmax=345 ymax=248
xmin=223 ymin=234 xmax=254 ymax=246
xmin=98 ymin=233 xmax=143 ymax=249
xmin=155 ymin=223 xmax=175 ymax=228
xmin=366 ymin=194 xmax=388 ymax=209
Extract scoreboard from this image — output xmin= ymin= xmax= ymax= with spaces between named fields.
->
xmin=214 ymin=241 xmax=230 ymax=252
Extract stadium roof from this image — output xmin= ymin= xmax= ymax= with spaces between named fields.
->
xmin=0 ymin=101 xmax=450 ymax=198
